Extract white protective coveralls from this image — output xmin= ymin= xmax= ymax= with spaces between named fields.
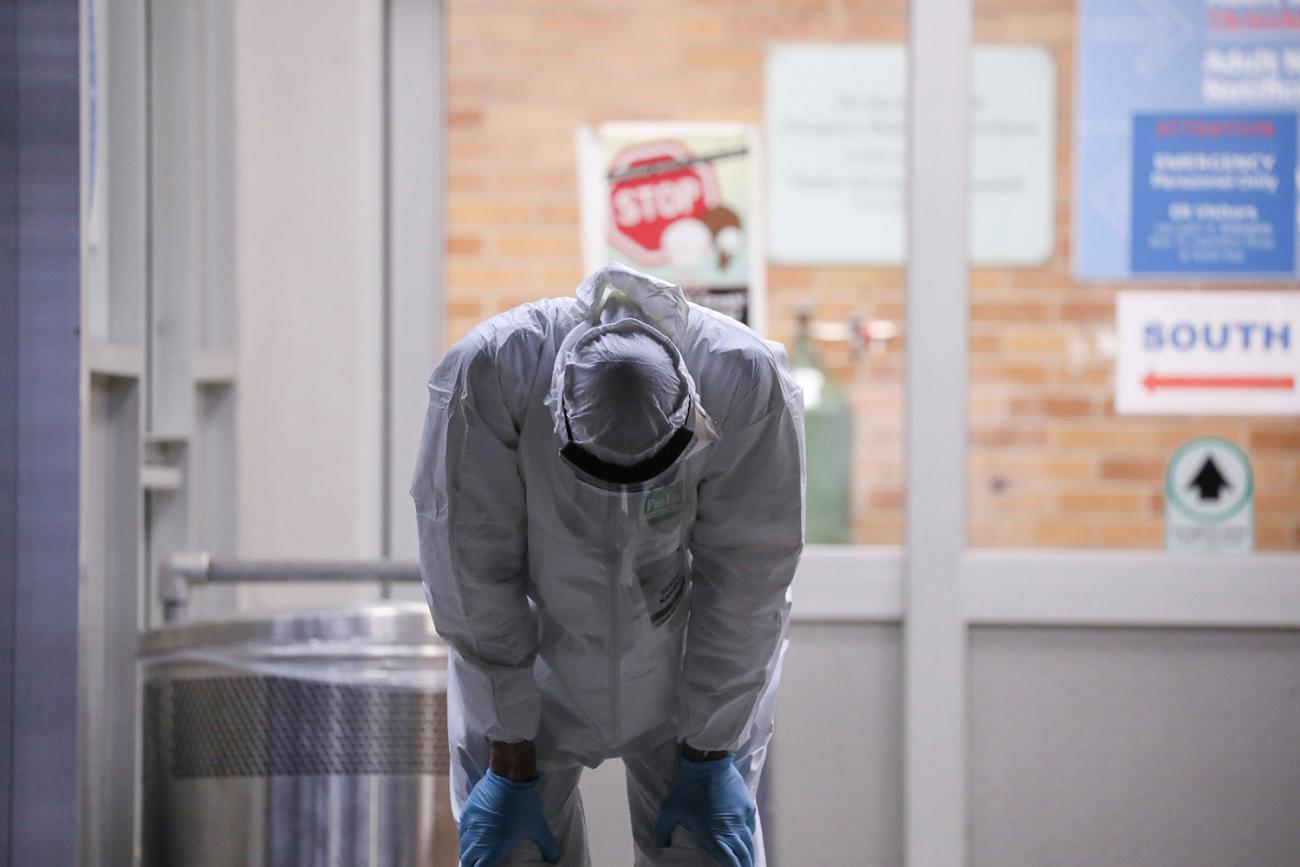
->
xmin=412 ymin=262 xmax=804 ymax=866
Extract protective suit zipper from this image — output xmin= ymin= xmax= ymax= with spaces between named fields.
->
xmin=607 ymin=493 xmax=624 ymax=745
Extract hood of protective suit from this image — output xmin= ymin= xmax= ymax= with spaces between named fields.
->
xmin=545 ymin=262 xmax=712 ymax=467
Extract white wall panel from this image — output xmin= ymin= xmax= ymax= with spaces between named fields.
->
xmin=234 ymin=0 xmax=385 ymax=597
xmin=577 ymin=622 xmax=905 ymax=866
xmin=772 ymin=623 xmax=904 ymax=866
xmin=971 ymin=626 xmax=1300 ymax=867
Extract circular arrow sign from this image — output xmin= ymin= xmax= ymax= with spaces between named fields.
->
xmin=1165 ymin=436 xmax=1253 ymax=524
xmin=607 ymin=140 xmax=721 ymax=266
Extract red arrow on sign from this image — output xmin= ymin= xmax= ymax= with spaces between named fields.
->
xmin=1143 ymin=371 xmax=1296 ymax=393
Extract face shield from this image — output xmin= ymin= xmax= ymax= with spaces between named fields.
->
xmin=559 ymin=398 xmax=718 ymax=493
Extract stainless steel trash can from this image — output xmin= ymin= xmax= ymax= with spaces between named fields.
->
xmin=140 ymin=604 xmax=456 ymax=867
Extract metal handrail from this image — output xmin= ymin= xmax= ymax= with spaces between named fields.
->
xmin=159 ymin=552 xmax=421 ymax=623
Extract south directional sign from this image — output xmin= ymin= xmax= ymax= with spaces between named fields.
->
xmin=1165 ymin=436 xmax=1253 ymax=555
xmin=1117 ymin=291 xmax=1300 ymax=416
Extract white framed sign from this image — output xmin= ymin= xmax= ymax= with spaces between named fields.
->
xmin=765 ymin=43 xmax=1056 ymax=265
xmin=1165 ymin=436 xmax=1254 ymax=555
xmin=1116 ymin=291 xmax=1300 ymax=416
xmin=577 ymin=122 xmax=765 ymax=331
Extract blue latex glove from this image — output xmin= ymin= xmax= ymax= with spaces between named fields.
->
xmin=459 ymin=770 xmax=560 ymax=867
xmin=653 ymin=754 xmax=757 ymax=867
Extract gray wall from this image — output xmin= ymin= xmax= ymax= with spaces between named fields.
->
xmin=578 ymin=622 xmax=905 ymax=866
xmin=770 ymin=623 xmax=903 ymax=866
xmin=0 ymin=1 xmax=82 ymax=863
xmin=233 ymin=0 xmax=385 ymax=574
xmin=971 ymin=626 xmax=1300 ymax=867
xmin=578 ymin=622 xmax=1300 ymax=867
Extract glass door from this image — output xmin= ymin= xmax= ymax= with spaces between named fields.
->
xmin=901 ymin=0 xmax=1300 ymax=863
xmin=443 ymin=3 xmax=911 ymax=863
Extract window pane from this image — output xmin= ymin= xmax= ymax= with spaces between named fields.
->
xmin=445 ymin=3 xmax=909 ymax=546
xmin=968 ymin=0 xmax=1300 ymax=550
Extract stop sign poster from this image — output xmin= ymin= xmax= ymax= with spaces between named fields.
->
xmin=578 ymin=123 xmax=764 ymax=330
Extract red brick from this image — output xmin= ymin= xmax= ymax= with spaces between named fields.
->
xmin=1101 ymin=523 xmax=1162 ymax=549
xmin=971 ymin=428 xmax=1049 ymax=448
xmin=971 ymin=364 xmax=1049 ymax=386
xmin=1256 ymin=526 xmax=1291 ymax=550
xmin=970 ymin=302 xmax=1052 ymax=322
xmin=1252 ymin=429 xmax=1300 ymax=451
xmin=1009 ymin=397 xmax=1093 ymax=418
xmin=1056 ymin=425 xmax=1149 ymax=449
xmin=1257 ymin=493 xmax=1300 ymax=513
xmin=447 ymin=236 xmax=483 ymax=256
xmin=1058 ymin=491 xmax=1149 ymax=515
xmin=1031 ymin=521 xmax=1096 ymax=547
xmin=1061 ymin=301 xmax=1113 ymax=322
xmin=1100 ymin=458 xmax=1163 ymax=481
xmin=869 ymin=490 xmax=903 ymax=510
xmin=448 ymin=109 xmax=484 ymax=128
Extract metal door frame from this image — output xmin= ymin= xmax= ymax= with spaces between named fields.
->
xmin=77 ymin=0 xmax=446 ymax=858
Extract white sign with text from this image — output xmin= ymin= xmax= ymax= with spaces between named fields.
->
xmin=765 ymin=44 xmax=1056 ymax=265
xmin=1116 ymin=291 xmax=1300 ymax=416
xmin=1165 ymin=436 xmax=1254 ymax=556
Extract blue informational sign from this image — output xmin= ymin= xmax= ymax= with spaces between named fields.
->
xmin=1076 ymin=0 xmax=1300 ymax=280
xmin=1130 ymin=114 xmax=1296 ymax=274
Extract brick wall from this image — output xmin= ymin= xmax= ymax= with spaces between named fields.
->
xmin=444 ymin=0 xmax=1300 ymax=550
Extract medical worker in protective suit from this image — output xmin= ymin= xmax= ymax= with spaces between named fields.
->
xmin=412 ymin=262 xmax=804 ymax=867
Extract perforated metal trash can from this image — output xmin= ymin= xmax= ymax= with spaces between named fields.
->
xmin=140 ymin=604 xmax=456 ymax=867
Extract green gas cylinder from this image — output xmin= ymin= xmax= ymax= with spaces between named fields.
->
xmin=789 ymin=312 xmax=853 ymax=544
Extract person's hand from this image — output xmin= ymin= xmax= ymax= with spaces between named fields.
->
xmin=459 ymin=770 xmax=560 ymax=867
xmin=653 ymin=752 xmax=756 ymax=867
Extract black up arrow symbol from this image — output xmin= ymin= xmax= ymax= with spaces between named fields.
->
xmin=1188 ymin=456 xmax=1231 ymax=502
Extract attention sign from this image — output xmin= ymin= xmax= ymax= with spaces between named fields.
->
xmin=1075 ymin=0 xmax=1300 ymax=280
xmin=1130 ymin=114 xmax=1296 ymax=275
xmin=1115 ymin=291 xmax=1300 ymax=416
